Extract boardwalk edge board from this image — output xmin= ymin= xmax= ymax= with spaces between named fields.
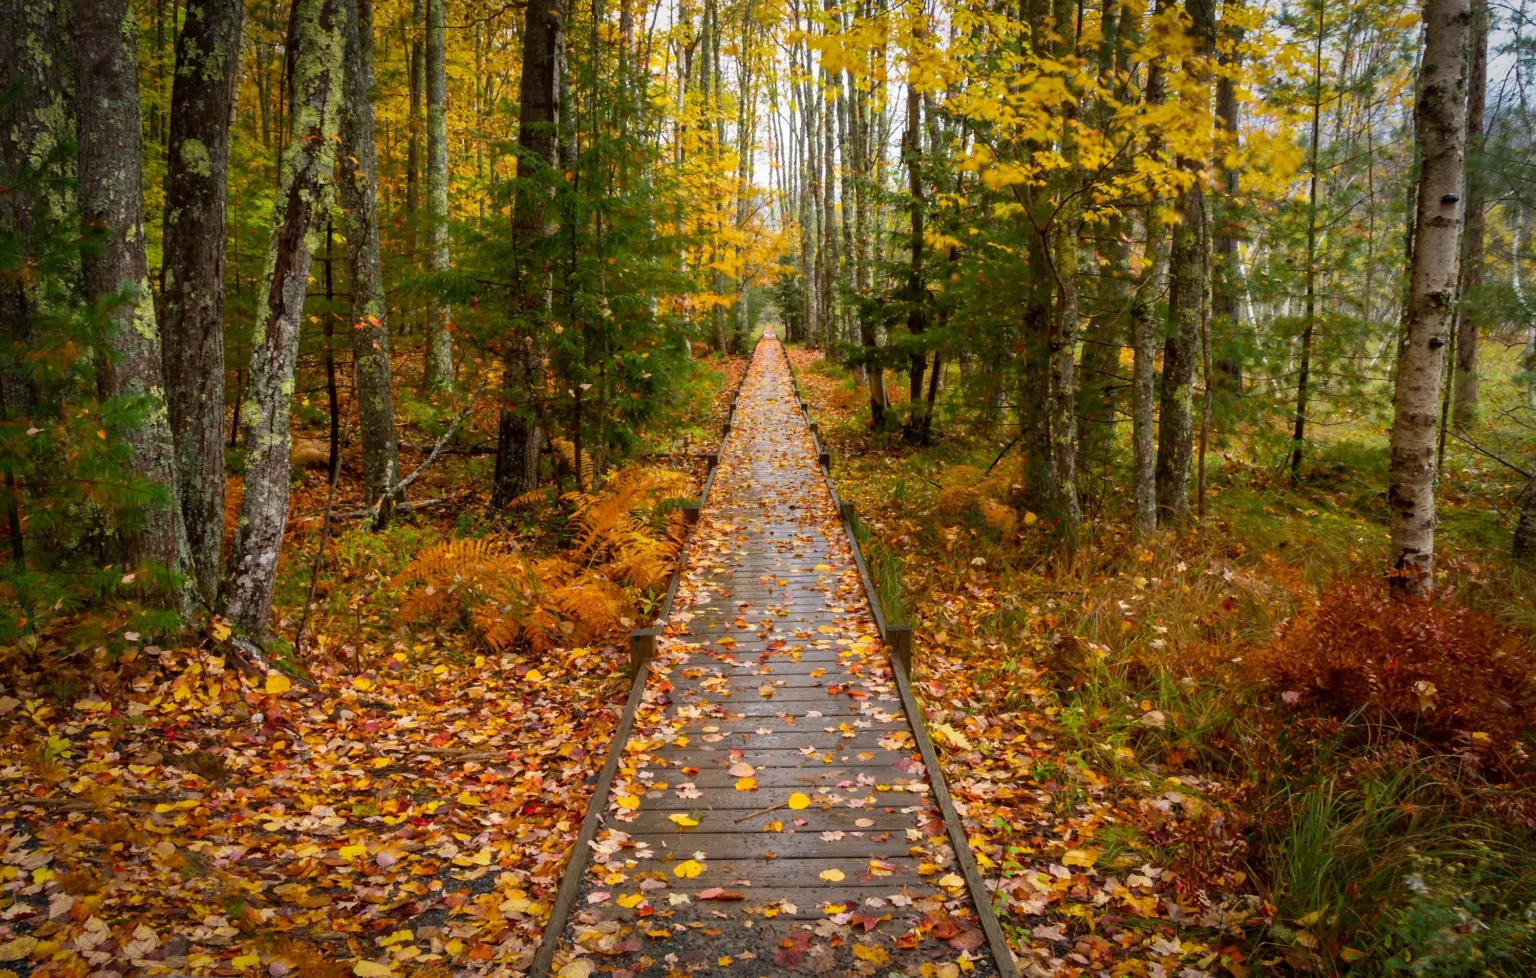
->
xmin=530 ymin=344 xmax=757 ymax=978
xmin=774 ymin=339 xmax=1023 ymax=978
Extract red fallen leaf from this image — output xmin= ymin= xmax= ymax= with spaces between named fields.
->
xmin=773 ymin=950 xmax=805 ymax=967
xmin=894 ymin=928 xmax=923 ymax=950
xmin=698 ymin=888 xmax=745 ymax=900
xmin=850 ymin=913 xmax=882 ymax=932
xmin=948 ymin=929 xmax=985 ymax=953
xmin=928 ymin=913 xmax=962 ymax=939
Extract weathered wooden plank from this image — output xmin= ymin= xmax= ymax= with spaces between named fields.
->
xmin=618 ymin=806 xmax=936 ymax=834
xmin=622 ymin=831 xmax=918 ymax=860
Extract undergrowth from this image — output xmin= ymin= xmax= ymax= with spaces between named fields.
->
xmin=795 ymin=347 xmax=1536 ymax=977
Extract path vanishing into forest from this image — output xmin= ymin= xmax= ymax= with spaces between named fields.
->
xmin=549 ymin=332 xmax=1002 ymax=977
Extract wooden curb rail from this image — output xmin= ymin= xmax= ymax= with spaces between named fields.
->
xmin=773 ymin=338 xmax=1021 ymax=978
xmin=529 ymin=340 xmax=758 ymax=978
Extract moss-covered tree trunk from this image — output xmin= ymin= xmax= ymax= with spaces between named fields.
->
xmin=1154 ymin=0 xmax=1214 ymax=524
xmin=339 ymin=0 xmax=400 ymax=528
xmin=70 ymin=0 xmax=186 ymax=582
xmin=1129 ymin=31 xmax=1167 ymax=536
xmin=160 ymin=0 xmax=243 ymax=604
xmin=1 ymin=0 xmax=71 ymax=423
xmin=1389 ymin=0 xmax=1469 ymax=594
xmin=491 ymin=0 xmax=565 ymax=507
xmin=224 ymin=0 xmax=344 ymax=635
xmin=1451 ymin=0 xmax=1486 ymax=429
xmin=422 ymin=0 xmax=454 ymax=391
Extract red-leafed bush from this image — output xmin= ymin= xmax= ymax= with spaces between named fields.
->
xmin=1259 ymin=579 xmax=1536 ymax=780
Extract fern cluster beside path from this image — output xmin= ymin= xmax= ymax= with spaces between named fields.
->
xmin=551 ymin=333 xmax=1000 ymax=978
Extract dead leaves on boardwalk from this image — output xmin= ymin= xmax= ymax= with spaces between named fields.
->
xmin=559 ymin=337 xmax=987 ymax=978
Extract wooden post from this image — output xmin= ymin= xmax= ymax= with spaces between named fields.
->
xmin=809 ymin=421 xmax=819 ymax=437
xmin=630 ymin=628 xmax=657 ymax=677
xmin=682 ymin=502 xmax=700 ymax=524
xmin=887 ymin=624 xmax=913 ymax=677
xmin=705 ymin=452 xmax=719 ymax=471
xmin=839 ymin=500 xmax=856 ymax=525
xmin=819 ymin=450 xmax=831 ymax=472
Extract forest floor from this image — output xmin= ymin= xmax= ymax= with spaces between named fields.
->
xmin=0 ymin=357 xmax=745 ymax=978
xmin=1 ymin=341 xmax=1534 ymax=978
xmin=786 ymin=345 xmax=1536 ymax=978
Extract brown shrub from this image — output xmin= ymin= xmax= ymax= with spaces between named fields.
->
xmin=1258 ymin=579 xmax=1536 ymax=780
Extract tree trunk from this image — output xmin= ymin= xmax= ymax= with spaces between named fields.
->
xmin=1451 ymin=0 xmax=1486 ymax=429
xmin=1515 ymin=474 xmax=1536 ymax=563
xmin=422 ymin=0 xmax=454 ymax=390
xmin=406 ymin=0 xmax=423 ymax=259
xmin=1154 ymin=0 xmax=1214 ymax=524
xmin=340 ymin=0 xmax=400 ymax=528
xmin=491 ymin=0 xmax=565 ymax=507
xmin=160 ymin=0 xmax=243 ymax=604
xmin=0 ymin=0 xmax=70 ymax=420
xmin=71 ymin=0 xmax=186 ymax=582
xmin=1211 ymin=0 xmax=1244 ymax=390
xmin=1388 ymin=0 xmax=1469 ymax=595
xmin=1292 ymin=2 xmax=1324 ymax=482
xmin=224 ymin=0 xmax=345 ymax=635
xmin=903 ymin=80 xmax=926 ymax=436
xmin=1047 ymin=0 xmax=1081 ymax=530
xmin=1129 ymin=17 xmax=1166 ymax=536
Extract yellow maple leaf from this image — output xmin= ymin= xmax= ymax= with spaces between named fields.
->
xmin=852 ymin=944 xmax=890 ymax=965
xmin=673 ymin=859 xmax=705 ymax=878
xmin=354 ymin=962 xmax=395 ymax=977
xmin=788 ymin=792 xmax=811 ymax=810
xmin=617 ymin=893 xmax=644 ymax=909
xmin=1062 ymin=849 xmax=1099 ymax=868
xmin=735 ymin=776 xmax=758 ymax=791
xmin=616 ymin=794 xmax=640 ymax=811
xmin=668 ymin=813 xmax=699 ymax=827
xmin=819 ymin=868 xmax=845 ymax=882
xmin=265 ymin=673 xmax=292 ymax=696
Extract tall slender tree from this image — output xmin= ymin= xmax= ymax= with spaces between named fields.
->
xmin=1387 ymin=0 xmax=1469 ymax=595
xmin=160 ymin=0 xmax=244 ymax=604
xmin=1451 ymin=0 xmax=1486 ymax=428
xmin=491 ymin=0 xmax=566 ymax=507
xmin=0 ymin=0 xmax=70 ymax=422
xmin=224 ymin=0 xmax=345 ymax=635
xmin=1155 ymin=0 xmax=1215 ymax=523
xmin=70 ymin=0 xmax=185 ymax=581
xmin=423 ymin=0 xmax=454 ymax=390
xmin=340 ymin=0 xmax=400 ymax=527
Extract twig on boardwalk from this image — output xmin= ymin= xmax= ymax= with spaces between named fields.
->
xmin=734 ymin=802 xmax=787 ymax=822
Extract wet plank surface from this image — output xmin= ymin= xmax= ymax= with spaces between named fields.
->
xmin=553 ymin=333 xmax=997 ymax=978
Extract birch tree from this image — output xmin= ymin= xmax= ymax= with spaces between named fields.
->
xmin=1387 ymin=0 xmax=1469 ymax=594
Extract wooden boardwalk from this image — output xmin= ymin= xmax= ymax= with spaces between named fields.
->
xmin=547 ymin=333 xmax=1002 ymax=978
